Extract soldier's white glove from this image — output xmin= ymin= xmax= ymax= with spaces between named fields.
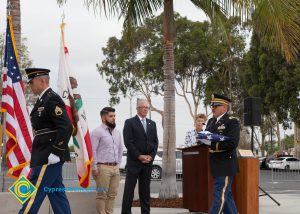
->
xmin=200 ymin=139 xmax=211 ymax=146
xmin=48 ymin=153 xmax=60 ymax=165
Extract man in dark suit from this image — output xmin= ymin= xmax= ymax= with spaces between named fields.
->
xmin=19 ymin=68 xmax=73 ymax=214
xmin=203 ymin=93 xmax=240 ymax=214
xmin=121 ymin=99 xmax=158 ymax=214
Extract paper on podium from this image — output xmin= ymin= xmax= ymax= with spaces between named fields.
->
xmin=238 ymin=149 xmax=254 ymax=157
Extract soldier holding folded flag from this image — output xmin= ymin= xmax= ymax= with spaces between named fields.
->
xmin=201 ymin=93 xmax=240 ymax=214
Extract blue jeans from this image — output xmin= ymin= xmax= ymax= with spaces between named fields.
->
xmin=210 ymin=176 xmax=238 ymax=214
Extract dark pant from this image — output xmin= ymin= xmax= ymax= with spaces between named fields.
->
xmin=121 ymin=165 xmax=152 ymax=214
xmin=19 ymin=162 xmax=71 ymax=214
xmin=210 ymin=176 xmax=238 ymax=214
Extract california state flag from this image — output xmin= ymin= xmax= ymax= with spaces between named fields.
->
xmin=57 ymin=22 xmax=93 ymax=188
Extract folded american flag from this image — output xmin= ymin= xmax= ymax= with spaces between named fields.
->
xmin=196 ymin=131 xmax=231 ymax=142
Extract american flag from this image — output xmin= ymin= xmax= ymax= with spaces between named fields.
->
xmin=57 ymin=22 xmax=93 ymax=188
xmin=1 ymin=16 xmax=33 ymax=179
xmin=196 ymin=131 xmax=230 ymax=142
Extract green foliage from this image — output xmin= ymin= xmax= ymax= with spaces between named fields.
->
xmin=98 ymin=14 xmax=247 ymax=115
xmin=281 ymin=134 xmax=294 ymax=150
xmin=204 ymin=17 xmax=248 ymax=118
xmin=242 ymin=33 xmax=300 ymax=126
xmin=264 ymin=134 xmax=294 ymax=154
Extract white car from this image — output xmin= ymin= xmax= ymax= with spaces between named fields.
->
xmin=269 ymin=157 xmax=300 ymax=171
xmin=119 ymin=150 xmax=182 ymax=179
xmin=119 ymin=151 xmax=127 ymax=173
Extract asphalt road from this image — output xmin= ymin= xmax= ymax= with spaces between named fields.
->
xmin=148 ymin=169 xmax=300 ymax=195
xmin=258 ymin=169 xmax=300 ymax=194
xmin=2 ymin=164 xmax=300 ymax=195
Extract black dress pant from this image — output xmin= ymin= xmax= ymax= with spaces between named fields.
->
xmin=121 ymin=164 xmax=152 ymax=214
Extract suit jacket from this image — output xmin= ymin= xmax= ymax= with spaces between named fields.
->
xmin=123 ymin=115 xmax=159 ymax=167
xmin=205 ymin=113 xmax=240 ymax=177
xmin=30 ymin=88 xmax=73 ymax=167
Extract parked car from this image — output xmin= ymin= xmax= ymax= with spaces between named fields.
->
xmin=268 ymin=157 xmax=300 ymax=171
xmin=119 ymin=151 xmax=127 ymax=173
xmin=261 ymin=155 xmax=275 ymax=170
xmin=152 ymin=150 xmax=182 ymax=179
xmin=119 ymin=150 xmax=182 ymax=179
xmin=259 ymin=157 xmax=266 ymax=169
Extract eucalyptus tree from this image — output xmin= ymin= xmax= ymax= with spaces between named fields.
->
xmin=57 ymin=0 xmax=300 ymax=198
xmin=98 ymin=15 xmax=246 ymax=120
xmin=242 ymin=34 xmax=300 ymax=154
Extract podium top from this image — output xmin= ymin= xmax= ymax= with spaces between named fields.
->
xmin=238 ymin=149 xmax=255 ymax=157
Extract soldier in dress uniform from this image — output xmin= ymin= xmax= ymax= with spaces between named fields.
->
xmin=19 ymin=68 xmax=73 ymax=214
xmin=203 ymin=93 xmax=240 ymax=214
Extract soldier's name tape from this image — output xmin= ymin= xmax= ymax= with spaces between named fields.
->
xmin=43 ymin=187 xmax=108 ymax=193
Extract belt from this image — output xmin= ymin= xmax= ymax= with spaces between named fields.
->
xmin=33 ymin=128 xmax=57 ymax=137
xmin=209 ymin=149 xmax=226 ymax=153
xmin=97 ymin=162 xmax=118 ymax=166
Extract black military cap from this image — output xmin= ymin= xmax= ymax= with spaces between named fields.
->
xmin=211 ymin=93 xmax=231 ymax=106
xmin=25 ymin=68 xmax=50 ymax=82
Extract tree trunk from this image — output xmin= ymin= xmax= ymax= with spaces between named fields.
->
xmin=159 ymin=0 xmax=178 ymax=199
xmin=7 ymin=0 xmax=21 ymax=55
xmin=294 ymin=123 xmax=300 ymax=158
xmin=276 ymin=120 xmax=282 ymax=154
xmin=260 ymin=121 xmax=266 ymax=156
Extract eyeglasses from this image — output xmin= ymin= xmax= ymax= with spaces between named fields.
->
xmin=138 ymin=106 xmax=149 ymax=109
xmin=210 ymin=104 xmax=223 ymax=108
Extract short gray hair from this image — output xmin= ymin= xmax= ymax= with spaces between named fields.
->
xmin=136 ymin=98 xmax=149 ymax=107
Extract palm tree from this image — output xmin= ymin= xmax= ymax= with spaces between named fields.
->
xmin=57 ymin=0 xmax=300 ymax=198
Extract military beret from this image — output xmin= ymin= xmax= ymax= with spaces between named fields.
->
xmin=211 ymin=93 xmax=231 ymax=106
xmin=25 ymin=68 xmax=50 ymax=82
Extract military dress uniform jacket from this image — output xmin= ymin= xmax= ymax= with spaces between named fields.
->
xmin=123 ymin=115 xmax=159 ymax=167
xmin=30 ymin=88 xmax=73 ymax=167
xmin=205 ymin=113 xmax=240 ymax=177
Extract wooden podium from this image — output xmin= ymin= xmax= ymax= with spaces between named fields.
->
xmin=182 ymin=145 xmax=213 ymax=212
xmin=232 ymin=157 xmax=259 ymax=214
xmin=182 ymin=145 xmax=259 ymax=214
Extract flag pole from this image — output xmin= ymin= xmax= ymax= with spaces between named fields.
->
xmin=61 ymin=11 xmax=66 ymax=47
xmin=0 ymin=18 xmax=9 ymax=186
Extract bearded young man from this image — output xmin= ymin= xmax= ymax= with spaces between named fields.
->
xmin=91 ymin=107 xmax=123 ymax=214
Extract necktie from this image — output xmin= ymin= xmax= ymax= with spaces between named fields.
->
xmin=34 ymin=98 xmax=41 ymax=108
xmin=212 ymin=118 xmax=217 ymax=125
xmin=207 ymin=118 xmax=217 ymax=130
xmin=142 ymin=118 xmax=147 ymax=133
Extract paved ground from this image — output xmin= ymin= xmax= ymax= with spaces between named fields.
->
xmin=112 ymin=193 xmax=300 ymax=214
xmin=1 ymin=167 xmax=300 ymax=213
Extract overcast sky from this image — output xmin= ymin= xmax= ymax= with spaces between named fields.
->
xmin=0 ymin=0 xmax=210 ymax=147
